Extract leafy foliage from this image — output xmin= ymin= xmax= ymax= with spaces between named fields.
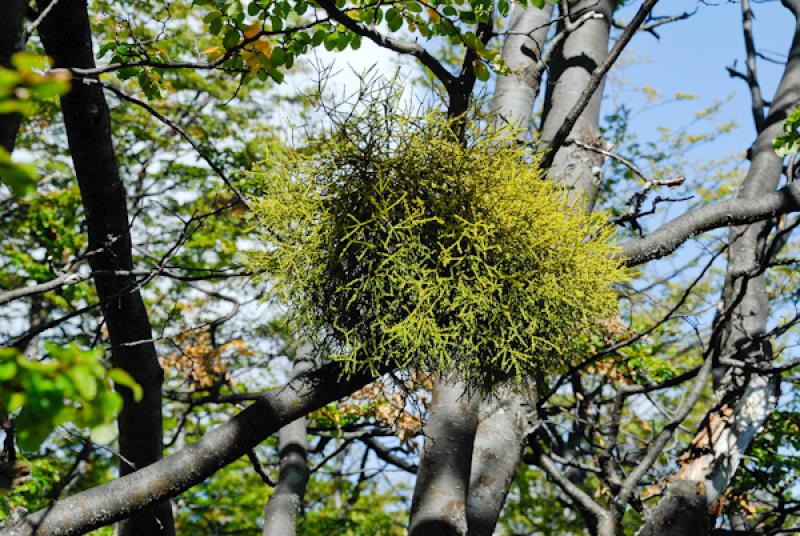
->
xmin=0 ymin=345 xmax=140 ymax=451
xmin=190 ymin=0 xmax=525 ymax=84
xmin=249 ymin=102 xmax=626 ymax=391
xmin=774 ymin=106 xmax=800 ymax=157
xmin=0 ymin=52 xmax=70 ymax=196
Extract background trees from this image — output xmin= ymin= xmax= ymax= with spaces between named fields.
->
xmin=2 ymin=0 xmax=800 ymax=535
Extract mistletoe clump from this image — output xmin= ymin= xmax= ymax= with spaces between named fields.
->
xmin=249 ymin=110 xmax=626 ymax=391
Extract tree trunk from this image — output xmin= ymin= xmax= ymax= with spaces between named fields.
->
xmin=35 ymin=1 xmax=174 ymax=534
xmin=540 ymin=0 xmax=615 ymax=211
xmin=460 ymin=6 xmax=553 ymax=534
xmin=262 ymin=346 xmax=315 ymax=536
xmin=465 ymin=3 xmax=614 ymax=534
xmin=489 ymin=2 xmax=554 ymax=134
xmin=0 ymin=0 xmax=25 ymax=153
xmin=466 ymin=391 xmax=528 ymax=536
xmin=638 ymin=4 xmax=800 ymax=534
xmin=408 ymin=378 xmax=480 ymax=536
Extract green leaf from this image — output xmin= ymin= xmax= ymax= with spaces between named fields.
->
xmin=474 ymin=61 xmax=490 ymax=81
xmin=67 ymin=366 xmax=98 ymax=400
xmin=323 ymin=32 xmax=340 ymax=51
xmin=223 ymin=27 xmax=240 ymax=49
xmin=108 ymin=369 xmax=143 ymax=401
xmin=209 ymin=16 xmax=223 ymax=35
xmin=90 ymin=422 xmax=117 ymax=445
xmin=28 ymin=80 xmax=69 ymax=100
xmin=498 ymin=0 xmax=510 ymax=16
xmin=386 ymin=8 xmax=403 ymax=32
xmin=271 ymin=46 xmax=287 ymax=66
xmin=268 ymin=68 xmax=284 ymax=83
xmin=0 ymin=360 xmax=17 ymax=381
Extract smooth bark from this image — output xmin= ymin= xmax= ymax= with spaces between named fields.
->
xmin=408 ymin=378 xmax=480 ymax=536
xmin=465 ymin=4 xmax=614 ymax=533
xmin=466 ymin=391 xmax=528 ymax=536
xmin=459 ymin=5 xmax=553 ymax=533
xmin=489 ymin=2 xmax=554 ymax=134
xmin=35 ymin=1 xmax=173 ymax=533
xmin=539 ymin=0 xmax=615 ymax=210
xmin=262 ymin=347 xmax=315 ymax=535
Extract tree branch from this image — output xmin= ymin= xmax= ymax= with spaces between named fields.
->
xmin=313 ymin=0 xmax=456 ymax=90
xmin=3 ymin=364 xmax=380 ymax=536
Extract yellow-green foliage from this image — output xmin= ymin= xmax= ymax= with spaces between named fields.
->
xmin=249 ymin=109 xmax=626 ymax=390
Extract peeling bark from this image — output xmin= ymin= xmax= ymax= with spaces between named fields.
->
xmin=35 ymin=1 xmax=173 ymax=533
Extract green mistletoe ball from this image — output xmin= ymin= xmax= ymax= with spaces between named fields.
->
xmin=249 ymin=111 xmax=626 ymax=391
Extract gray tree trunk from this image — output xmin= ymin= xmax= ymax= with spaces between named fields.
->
xmin=490 ymin=2 xmax=554 ymax=134
xmin=262 ymin=346 xmax=315 ymax=536
xmin=408 ymin=378 xmax=480 ymax=536
xmin=466 ymin=391 xmax=529 ymax=536
xmin=638 ymin=4 xmax=800 ymax=534
xmin=459 ymin=6 xmax=553 ymax=534
xmin=539 ymin=0 xmax=615 ymax=211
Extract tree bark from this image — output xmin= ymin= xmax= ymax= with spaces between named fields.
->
xmin=262 ymin=346 xmax=315 ymax=536
xmin=489 ymin=2 xmax=554 ymax=134
xmin=456 ymin=6 xmax=554 ymax=534
xmin=34 ymin=1 xmax=173 ymax=534
xmin=638 ymin=4 xmax=800 ymax=534
xmin=0 ymin=0 xmax=25 ymax=153
xmin=466 ymin=391 xmax=528 ymax=536
xmin=464 ymin=4 xmax=614 ymax=533
xmin=408 ymin=378 xmax=480 ymax=536
xmin=539 ymin=0 xmax=615 ymax=211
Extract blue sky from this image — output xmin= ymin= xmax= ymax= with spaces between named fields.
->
xmin=614 ymin=0 xmax=794 ymax=157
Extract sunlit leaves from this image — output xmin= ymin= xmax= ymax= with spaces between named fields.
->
xmin=0 ymin=53 xmax=70 ymax=197
xmin=774 ymin=106 xmax=800 ymax=157
xmin=0 ymin=345 xmax=140 ymax=451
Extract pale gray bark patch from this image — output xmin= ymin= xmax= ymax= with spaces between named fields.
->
xmin=490 ymin=3 xmax=554 ymax=134
xmin=408 ymin=378 xmax=480 ymax=536
xmin=466 ymin=391 xmax=528 ymax=536
xmin=539 ymin=0 xmax=615 ymax=209
xmin=262 ymin=346 xmax=315 ymax=536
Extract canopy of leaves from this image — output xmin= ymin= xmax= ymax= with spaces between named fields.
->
xmin=249 ymin=102 xmax=626 ymax=391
